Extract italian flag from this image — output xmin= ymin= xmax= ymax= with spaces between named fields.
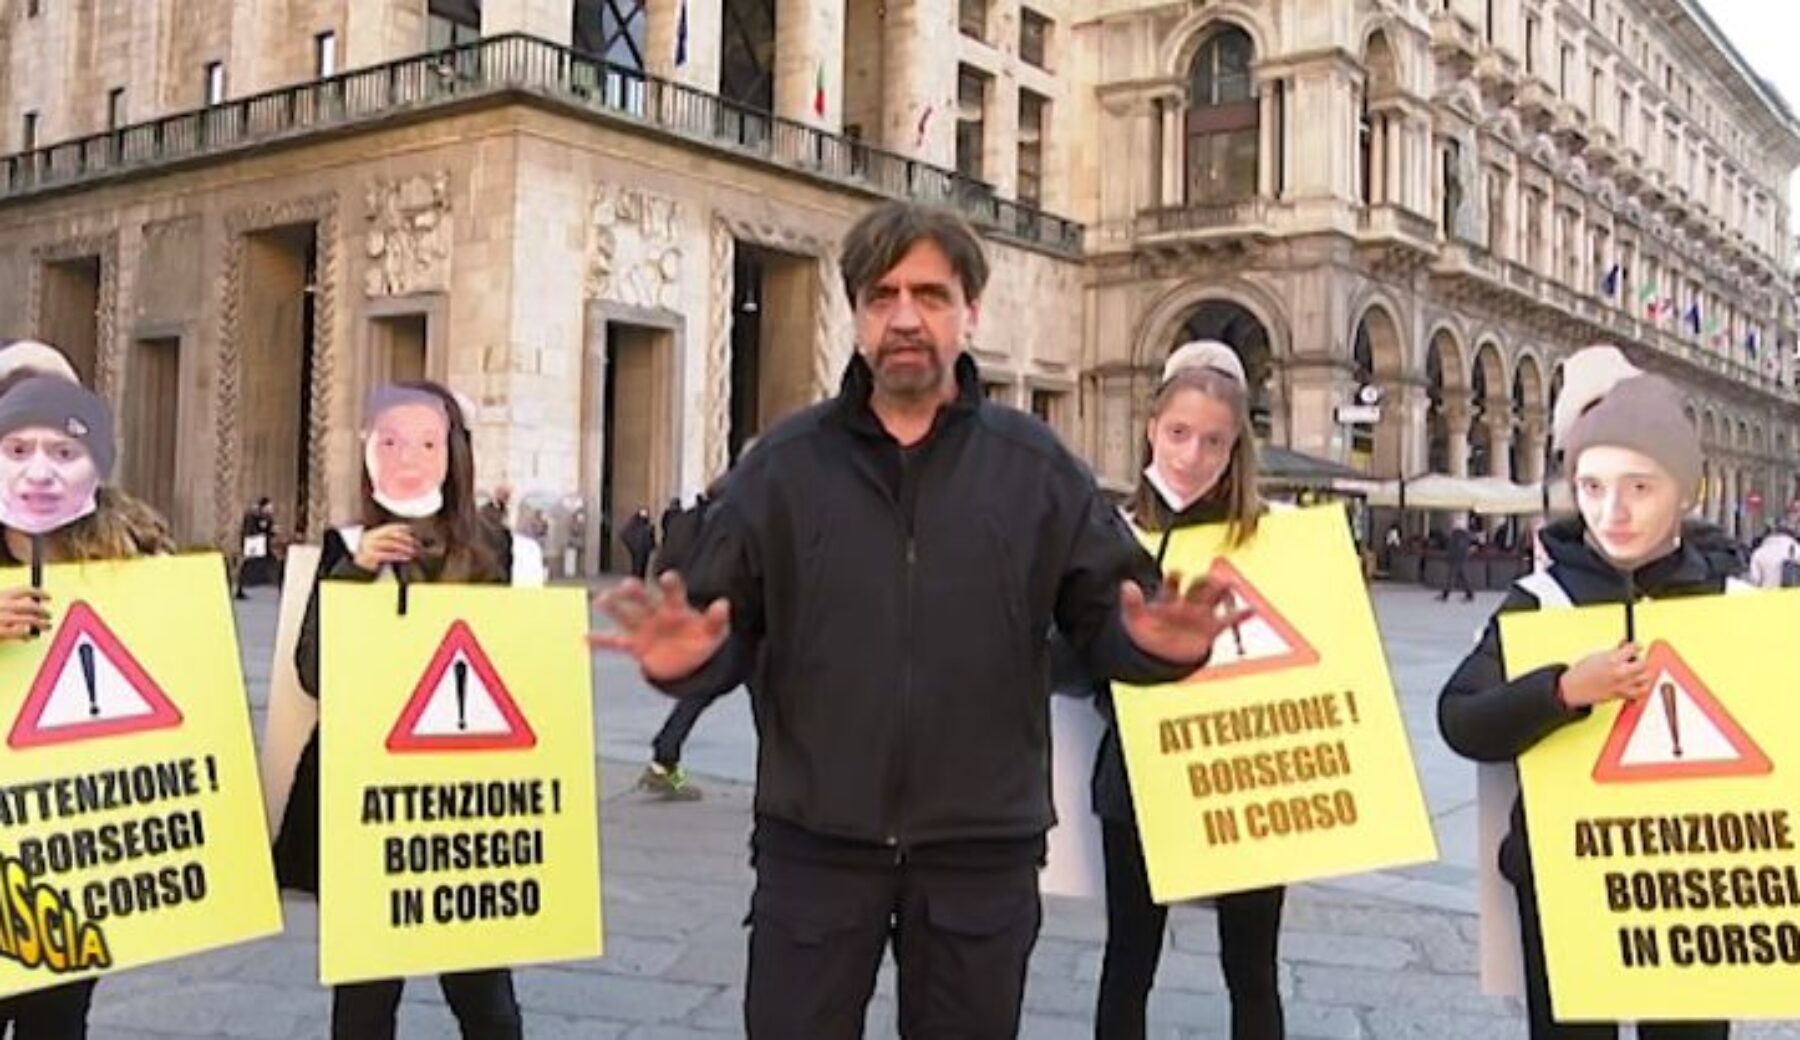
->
xmin=813 ymin=62 xmax=826 ymax=118
xmin=1638 ymin=280 xmax=1658 ymax=317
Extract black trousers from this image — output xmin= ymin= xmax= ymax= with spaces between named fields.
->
xmin=1514 ymin=876 xmax=1727 ymax=1040
xmin=1440 ymin=556 xmax=1474 ymax=596
xmin=0 ymin=980 xmax=96 ymax=1039
xmin=744 ymin=852 xmax=1042 ymax=1039
xmin=651 ymin=689 xmax=729 ymax=769
xmin=1096 ymin=819 xmax=1284 ymax=1040
xmin=331 ymin=970 xmax=522 ymax=1040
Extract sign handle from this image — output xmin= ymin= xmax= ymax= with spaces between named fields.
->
xmin=29 ymin=534 xmax=44 ymax=637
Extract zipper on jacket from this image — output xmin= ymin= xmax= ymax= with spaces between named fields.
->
xmin=888 ymin=532 xmax=917 ymax=859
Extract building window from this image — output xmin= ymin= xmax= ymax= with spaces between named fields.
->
xmin=1185 ymin=26 xmax=1258 ymax=204
xmin=315 ymin=31 xmax=338 ymax=78
xmin=1617 ymin=88 xmax=1629 ymax=137
xmin=956 ymin=65 xmax=988 ymax=182
xmin=1559 ymin=44 xmax=1574 ymax=99
xmin=1020 ymin=8 xmax=1050 ymax=70
xmin=1441 ymin=139 xmax=1462 ymax=234
xmin=1485 ymin=0 xmax=1496 ymax=43
xmin=1017 ymin=90 xmax=1046 ymax=206
xmin=573 ymin=0 xmax=646 ymax=69
xmin=26 ymin=0 xmax=40 ymax=16
xmin=106 ymin=87 xmax=126 ymax=131
xmin=1525 ymin=16 xmax=1538 ymax=75
xmin=21 ymin=111 xmax=38 ymax=152
xmin=428 ymin=0 xmax=482 ymax=50
xmin=982 ymin=380 xmax=1010 ymax=403
xmin=204 ymin=61 xmax=226 ymax=105
xmin=1589 ymin=64 xmax=1601 ymax=118
xmin=959 ymin=0 xmax=987 ymax=41
xmin=1030 ymin=388 xmax=1067 ymax=433
xmin=1486 ymin=170 xmax=1507 ymax=256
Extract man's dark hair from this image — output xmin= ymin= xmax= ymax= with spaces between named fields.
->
xmin=839 ymin=202 xmax=989 ymax=306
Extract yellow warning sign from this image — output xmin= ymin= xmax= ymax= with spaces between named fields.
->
xmin=1112 ymin=505 xmax=1437 ymax=902
xmin=317 ymin=581 xmax=602 ymax=984
xmin=0 ymin=555 xmax=281 ymax=997
xmin=1502 ymin=591 xmax=1800 ymax=1021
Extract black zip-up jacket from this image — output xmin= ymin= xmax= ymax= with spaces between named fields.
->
xmin=659 ymin=352 xmax=1197 ymax=853
xmin=1437 ymin=517 xmax=1742 ymax=882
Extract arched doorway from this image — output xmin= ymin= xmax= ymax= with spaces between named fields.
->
xmin=1469 ymin=341 xmax=1507 ymax=477
xmin=1510 ymin=356 xmax=1544 ymax=482
xmin=1350 ymin=304 xmax=1406 ymax=476
xmin=1185 ymin=25 xmax=1260 ymax=203
xmin=1174 ymin=299 xmax=1275 ymax=439
xmin=1544 ymin=361 xmax=1565 ymax=479
xmin=1426 ymin=329 xmax=1466 ymax=476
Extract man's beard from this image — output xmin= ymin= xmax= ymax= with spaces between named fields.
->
xmin=871 ymin=339 xmax=948 ymax=401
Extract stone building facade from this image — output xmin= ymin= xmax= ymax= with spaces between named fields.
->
xmin=0 ymin=0 xmax=1796 ymax=570
xmin=1078 ymin=0 xmax=1800 ymax=537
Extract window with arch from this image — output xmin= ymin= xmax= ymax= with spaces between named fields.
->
xmin=1185 ymin=26 xmax=1259 ymax=204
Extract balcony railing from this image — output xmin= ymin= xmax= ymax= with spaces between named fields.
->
xmin=1135 ymin=198 xmax=1268 ymax=236
xmin=0 ymin=33 xmax=1083 ymax=257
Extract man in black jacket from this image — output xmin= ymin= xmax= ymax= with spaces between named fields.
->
xmin=592 ymin=202 xmax=1243 ymax=1039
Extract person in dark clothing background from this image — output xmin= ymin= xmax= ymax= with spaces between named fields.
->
xmin=641 ymin=477 xmax=732 ymax=801
xmin=1438 ymin=514 xmax=1476 ymax=601
xmin=1439 ymin=349 xmax=1735 ymax=1040
xmin=591 ymin=201 xmax=1248 ymax=1040
xmin=235 ymin=496 xmax=278 ymax=598
xmin=620 ymin=506 xmax=656 ymax=579
xmin=1073 ymin=340 xmax=1287 ymax=1040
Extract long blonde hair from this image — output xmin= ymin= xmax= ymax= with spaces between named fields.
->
xmin=1127 ymin=365 xmax=1263 ymax=547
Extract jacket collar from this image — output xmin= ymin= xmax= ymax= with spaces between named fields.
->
xmin=833 ymin=350 xmax=983 ymax=440
xmin=1539 ymin=516 xmax=1736 ymax=593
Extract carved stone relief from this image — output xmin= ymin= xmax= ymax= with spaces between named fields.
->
xmin=363 ymin=172 xmax=451 ymax=297
xmin=587 ymin=184 xmax=685 ymax=310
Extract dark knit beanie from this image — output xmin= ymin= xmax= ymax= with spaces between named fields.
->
xmin=1560 ymin=373 xmax=1700 ymax=504
xmin=0 ymin=376 xmax=116 ymax=479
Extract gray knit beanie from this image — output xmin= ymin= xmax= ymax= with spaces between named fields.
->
xmin=1559 ymin=373 xmax=1701 ymax=504
xmin=0 ymin=376 xmax=116 ymax=479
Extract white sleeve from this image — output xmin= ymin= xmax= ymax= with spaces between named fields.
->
xmin=510 ymin=535 xmax=547 ymax=588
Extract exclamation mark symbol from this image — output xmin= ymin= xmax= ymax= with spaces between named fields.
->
xmin=1660 ymin=682 xmax=1682 ymax=758
xmin=1344 ymin=690 xmax=1360 ymax=724
xmin=78 ymin=643 xmax=99 ymax=718
xmin=1227 ymin=591 xmax=1246 ymax=658
xmin=454 ymin=660 xmax=470 ymax=731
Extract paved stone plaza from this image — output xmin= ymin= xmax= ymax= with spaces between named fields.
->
xmin=79 ymin=584 xmax=1800 ymax=1039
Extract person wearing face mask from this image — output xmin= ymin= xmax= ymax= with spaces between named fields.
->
xmin=1439 ymin=346 xmax=1736 ymax=1040
xmin=0 ymin=377 xmax=176 ymax=1039
xmin=1080 ymin=341 xmax=1288 ymax=1040
xmin=274 ymin=382 xmax=542 ymax=1040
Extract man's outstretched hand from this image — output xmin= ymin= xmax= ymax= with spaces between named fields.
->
xmin=590 ymin=571 xmax=731 ymax=683
xmin=1119 ymin=568 xmax=1251 ymax=667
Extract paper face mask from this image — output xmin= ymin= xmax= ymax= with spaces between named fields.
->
xmin=364 ymin=390 xmax=450 ymax=519
xmin=0 ymin=426 xmax=100 ymax=535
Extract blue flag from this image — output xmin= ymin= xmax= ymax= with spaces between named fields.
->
xmin=1601 ymin=263 xmax=1620 ymax=298
xmin=675 ymin=0 xmax=689 ymax=67
xmin=1684 ymin=301 xmax=1702 ymax=336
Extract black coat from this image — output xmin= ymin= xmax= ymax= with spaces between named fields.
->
xmin=662 ymin=352 xmax=1193 ymax=851
xmin=1437 ymin=517 xmax=1742 ymax=881
xmin=271 ymin=523 xmax=515 ymax=893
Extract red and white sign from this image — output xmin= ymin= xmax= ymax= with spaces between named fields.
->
xmin=8 ymin=601 xmax=182 ymax=749
xmin=1591 ymin=640 xmax=1771 ymax=783
xmin=1181 ymin=558 xmax=1321 ymax=683
xmin=387 ymin=620 xmax=536 ymax=753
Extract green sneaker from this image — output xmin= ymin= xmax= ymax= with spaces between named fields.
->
xmin=638 ymin=763 xmax=703 ymax=802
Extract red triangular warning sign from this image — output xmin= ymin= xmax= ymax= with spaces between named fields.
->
xmin=387 ymin=620 xmax=536 ymax=752
xmin=1592 ymin=640 xmax=1771 ymax=783
xmin=8 ymin=601 xmax=182 ymax=749
xmin=1180 ymin=559 xmax=1320 ymax=684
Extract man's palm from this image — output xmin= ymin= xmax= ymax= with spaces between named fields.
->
xmin=591 ymin=573 xmax=731 ymax=682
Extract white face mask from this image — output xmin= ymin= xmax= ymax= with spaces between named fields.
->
xmin=1143 ymin=464 xmax=1203 ymax=512
xmin=372 ymin=487 xmax=444 ymax=519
